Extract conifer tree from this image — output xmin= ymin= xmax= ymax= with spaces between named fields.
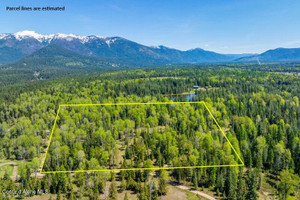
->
xmin=108 ymin=179 xmax=118 ymax=200
xmin=158 ymin=170 xmax=169 ymax=195
xmin=246 ymin=170 xmax=258 ymax=200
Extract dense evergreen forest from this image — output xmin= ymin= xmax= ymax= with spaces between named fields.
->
xmin=43 ymin=102 xmax=241 ymax=173
xmin=0 ymin=65 xmax=300 ymax=200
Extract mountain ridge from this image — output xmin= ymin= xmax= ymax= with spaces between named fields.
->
xmin=1 ymin=31 xmax=300 ymax=66
xmin=0 ymin=31 xmax=250 ymax=65
xmin=236 ymin=47 xmax=300 ymax=62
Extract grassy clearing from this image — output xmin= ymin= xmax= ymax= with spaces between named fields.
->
xmin=24 ymin=194 xmax=57 ymax=200
xmin=0 ymin=159 xmax=17 ymax=164
xmin=186 ymin=192 xmax=203 ymax=200
xmin=161 ymin=185 xmax=187 ymax=200
xmin=259 ymin=172 xmax=300 ymax=200
xmin=0 ymin=165 xmax=14 ymax=177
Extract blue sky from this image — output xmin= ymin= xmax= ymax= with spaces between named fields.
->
xmin=1 ymin=0 xmax=300 ymax=53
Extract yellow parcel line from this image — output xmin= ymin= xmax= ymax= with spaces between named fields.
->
xmin=40 ymin=101 xmax=244 ymax=173
xmin=202 ymin=102 xmax=245 ymax=166
xmin=40 ymin=105 xmax=61 ymax=172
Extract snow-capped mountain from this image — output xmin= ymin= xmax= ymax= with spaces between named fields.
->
xmin=0 ymin=30 xmax=248 ymax=65
xmin=0 ymin=30 xmax=109 ymax=44
xmin=0 ymin=31 xmax=125 ymax=63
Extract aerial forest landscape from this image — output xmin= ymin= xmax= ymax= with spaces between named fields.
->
xmin=1 ymin=0 xmax=300 ymax=200
xmin=1 ymin=64 xmax=300 ymax=200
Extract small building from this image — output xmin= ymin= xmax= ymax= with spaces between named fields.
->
xmin=193 ymin=85 xmax=199 ymax=89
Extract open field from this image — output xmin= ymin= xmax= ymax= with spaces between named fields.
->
xmin=0 ymin=164 xmax=14 ymax=177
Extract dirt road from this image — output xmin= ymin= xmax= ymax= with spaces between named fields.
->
xmin=170 ymin=182 xmax=217 ymax=200
xmin=0 ymin=162 xmax=17 ymax=178
xmin=0 ymin=162 xmax=46 ymax=179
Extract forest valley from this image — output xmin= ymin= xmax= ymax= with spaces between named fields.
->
xmin=0 ymin=65 xmax=299 ymax=200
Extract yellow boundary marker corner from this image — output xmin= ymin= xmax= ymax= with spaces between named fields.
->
xmin=40 ymin=101 xmax=244 ymax=174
